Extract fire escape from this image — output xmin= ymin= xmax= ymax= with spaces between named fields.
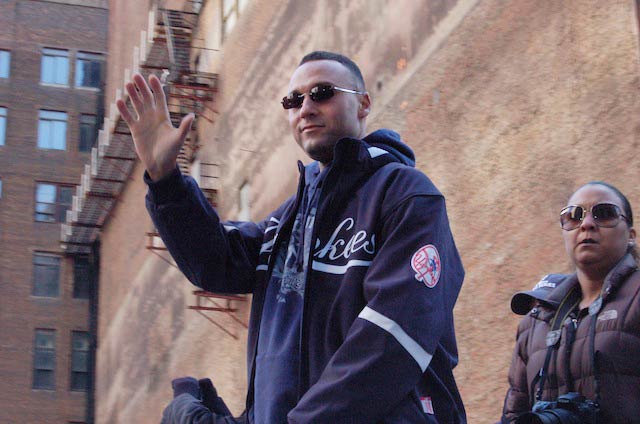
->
xmin=61 ymin=3 xmax=246 ymax=337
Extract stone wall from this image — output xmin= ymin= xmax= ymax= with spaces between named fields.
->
xmin=97 ymin=0 xmax=640 ymax=422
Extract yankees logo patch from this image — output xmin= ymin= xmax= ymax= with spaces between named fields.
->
xmin=411 ymin=244 xmax=441 ymax=288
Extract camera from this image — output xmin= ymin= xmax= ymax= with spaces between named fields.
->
xmin=514 ymin=392 xmax=600 ymax=424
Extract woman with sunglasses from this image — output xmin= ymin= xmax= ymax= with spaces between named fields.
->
xmin=501 ymin=181 xmax=640 ymax=423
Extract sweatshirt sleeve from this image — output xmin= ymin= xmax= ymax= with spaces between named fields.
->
xmin=161 ymin=393 xmax=215 ymax=424
xmin=145 ymin=168 xmax=267 ymax=294
xmin=289 ymin=194 xmax=465 ymax=423
xmin=160 ymin=393 xmax=241 ymax=424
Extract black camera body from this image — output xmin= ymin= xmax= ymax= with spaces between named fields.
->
xmin=514 ymin=392 xmax=600 ymax=424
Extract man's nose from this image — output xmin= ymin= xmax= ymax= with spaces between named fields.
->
xmin=298 ymin=95 xmax=317 ymax=118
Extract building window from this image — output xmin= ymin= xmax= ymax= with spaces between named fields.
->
xmin=33 ymin=253 xmax=61 ymax=297
xmin=0 ymin=106 xmax=6 ymax=146
xmin=73 ymin=257 xmax=90 ymax=299
xmin=79 ymin=114 xmax=97 ymax=152
xmin=238 ymin=182 xmax=251 ymax=221
xmin=0 ymin=50 xmax=9 ymax=78
xmin=38 ymin=110 xmax=67 ymax=150
xmin=35 ymin=182 xmax=73 ymax=223
xmin=75 ymin=52 xmax=103 ymax=89
xmin=41 ymin=48 xmax=69 ymax=85
xmin=70 ymin=331 xmax=90 ymax=391
xmin=33 ymin=329 xmax=56 ymax=390
xmin=222 ymin=0 xmax=250 ymax=37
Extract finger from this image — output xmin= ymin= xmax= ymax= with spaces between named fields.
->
xmin=177 ymin=113 xmax=194 ymax=142
xmin=132 ymin=73 xmax=154 ymax=106
xmin=125 ymin=81 xmax=146 ymax=118
xmin=116 ymin=99 xmax=136 ymax=127
xmin=149 ymin=74 xmax=168 ymax=111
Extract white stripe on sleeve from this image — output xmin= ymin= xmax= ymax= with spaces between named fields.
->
xmin=367 ymin=146 xmax=389 ymax=158
xmin=223 ymin=224 xmax=238 ymax=233
xmin=358 ymin=306 xmax=433 ymax=372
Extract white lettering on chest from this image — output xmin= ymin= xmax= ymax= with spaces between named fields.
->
xmin=314 ymin=217 xmax=376 ymax=261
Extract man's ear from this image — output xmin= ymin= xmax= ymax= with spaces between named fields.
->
xmin=358 ymin=92 xmax=371 ymax=119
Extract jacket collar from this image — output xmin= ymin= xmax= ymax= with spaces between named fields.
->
xmin=297 ymin=130 xmax=412 ymax=180
xmin=601 ymin=253 xmax=638 ymax=301
xmin=546 ymin=253 xmax=638 ymax=308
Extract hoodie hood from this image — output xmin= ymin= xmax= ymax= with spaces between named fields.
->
xmin=363 ymin=129 xmax=416 ymax=167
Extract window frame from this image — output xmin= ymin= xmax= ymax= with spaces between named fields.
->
xmin=33 ymin=329 xmax=56 ymax=390
xmin=40 ymin=48 xmax=69 ymax=86
xmin=35 ymin=182 xmax=74 ymax=223
xmin=0 ymin=106 xmax=6 ymax=146
xmin=0 ymin=50 xmax=9 ymax=79
xmin=70 ymin=331 xmax=90 ymax=392
xmin=73 ymin=256 xmax=90 ymax=299
xmin=32 ymin=252 xmax=61 ymax=298
xmin=79 ymin=114 xmax=97 ymax=152
xmin=238 ymin=181 xmax=251 ymax=221
xmin=75 ymin=52 xmax=104 ymax=89
xmin=38 ymin=110 xmax=68 ymax=150
xmin=222 ymin=0 xmax=250 ymax=38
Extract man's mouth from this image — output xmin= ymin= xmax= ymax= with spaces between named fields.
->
xmin=301 ymin=125 xmax=323 ymax=133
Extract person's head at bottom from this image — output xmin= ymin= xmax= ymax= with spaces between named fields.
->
xmin=560 ymin=181 xmax=636 ymax=287
xmin=514 ymin=181 xmax=637 ymax=424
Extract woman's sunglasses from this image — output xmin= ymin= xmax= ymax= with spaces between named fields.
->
xmin=559 ymin=203 xmax=629 ymax=231
xmin=281 ymin=83 xmax=365 ymax=110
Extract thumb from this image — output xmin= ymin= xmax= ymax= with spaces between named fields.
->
xmin=177 ymin=113 xmax=195 ymax=142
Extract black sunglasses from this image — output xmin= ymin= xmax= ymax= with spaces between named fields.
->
xmin=559 ymin=203 xmax=629 ymax=231
xmin=281 ymin=83 xmax=365 ymax=110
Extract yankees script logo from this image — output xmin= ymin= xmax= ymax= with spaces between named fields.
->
xmin=257 ymin=216 xmax=376 ymax=275
xmin=314 ymin=217 xmax=376 ymax=261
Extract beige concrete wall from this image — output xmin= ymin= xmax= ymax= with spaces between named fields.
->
xmin=97 ymin=0 xmax=640 ymax=422
xmin=104 ymin=0 xmax=152 ymax=112
xmin=370 ymin=1 xmax=640 ymax=419
xmin=97 ymin=1 xmax=251 ymax=423
xmin=96 ymin=160 xmax=250 ymax=423
xmin=203 ymin=0 xmax=640 ymax=421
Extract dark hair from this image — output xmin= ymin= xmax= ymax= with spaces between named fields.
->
xmin=579 ymin=181 xmax=637 ymax=261
xmin=299 ymin=51 xmax=365 ymax=90
xmin=580 ymin=181 xmax=633 ymax=226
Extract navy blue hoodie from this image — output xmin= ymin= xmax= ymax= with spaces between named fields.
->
xmin=146 ymin=129 xmax=466 ymax=423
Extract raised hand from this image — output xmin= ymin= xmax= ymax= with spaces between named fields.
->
xmin=116 ymin=73 xmax=194 ymax=181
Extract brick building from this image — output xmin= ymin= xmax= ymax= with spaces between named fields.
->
xmin=0 ymin=1 xmax=108 ymax=423
xmin=60 ymin=0 xmax=640 ymax=422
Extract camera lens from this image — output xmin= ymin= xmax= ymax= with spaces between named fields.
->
xmin=531 ymin=409 xmax=582 ymax=424
xmin=515 ymin=408 xmax=582 ymax=424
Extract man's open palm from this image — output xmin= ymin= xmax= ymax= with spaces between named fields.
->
xmin=116 ymin=73 xmax=194 ymax=181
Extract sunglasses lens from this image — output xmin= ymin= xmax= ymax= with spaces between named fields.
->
xmin=560 ymin=206 xmax=583 ymax=230
xmin=309 ymin=84 xmax=335 ymax=102
xmin=592 ymin=204 xmax=621 ymax=227
xmin=560 ymin=203 xmax=624 ymax=230
xmin=282 ymin=85 xmax=337 ymax=109
xmin=282 ymin=93 xmax=303 ymax=110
